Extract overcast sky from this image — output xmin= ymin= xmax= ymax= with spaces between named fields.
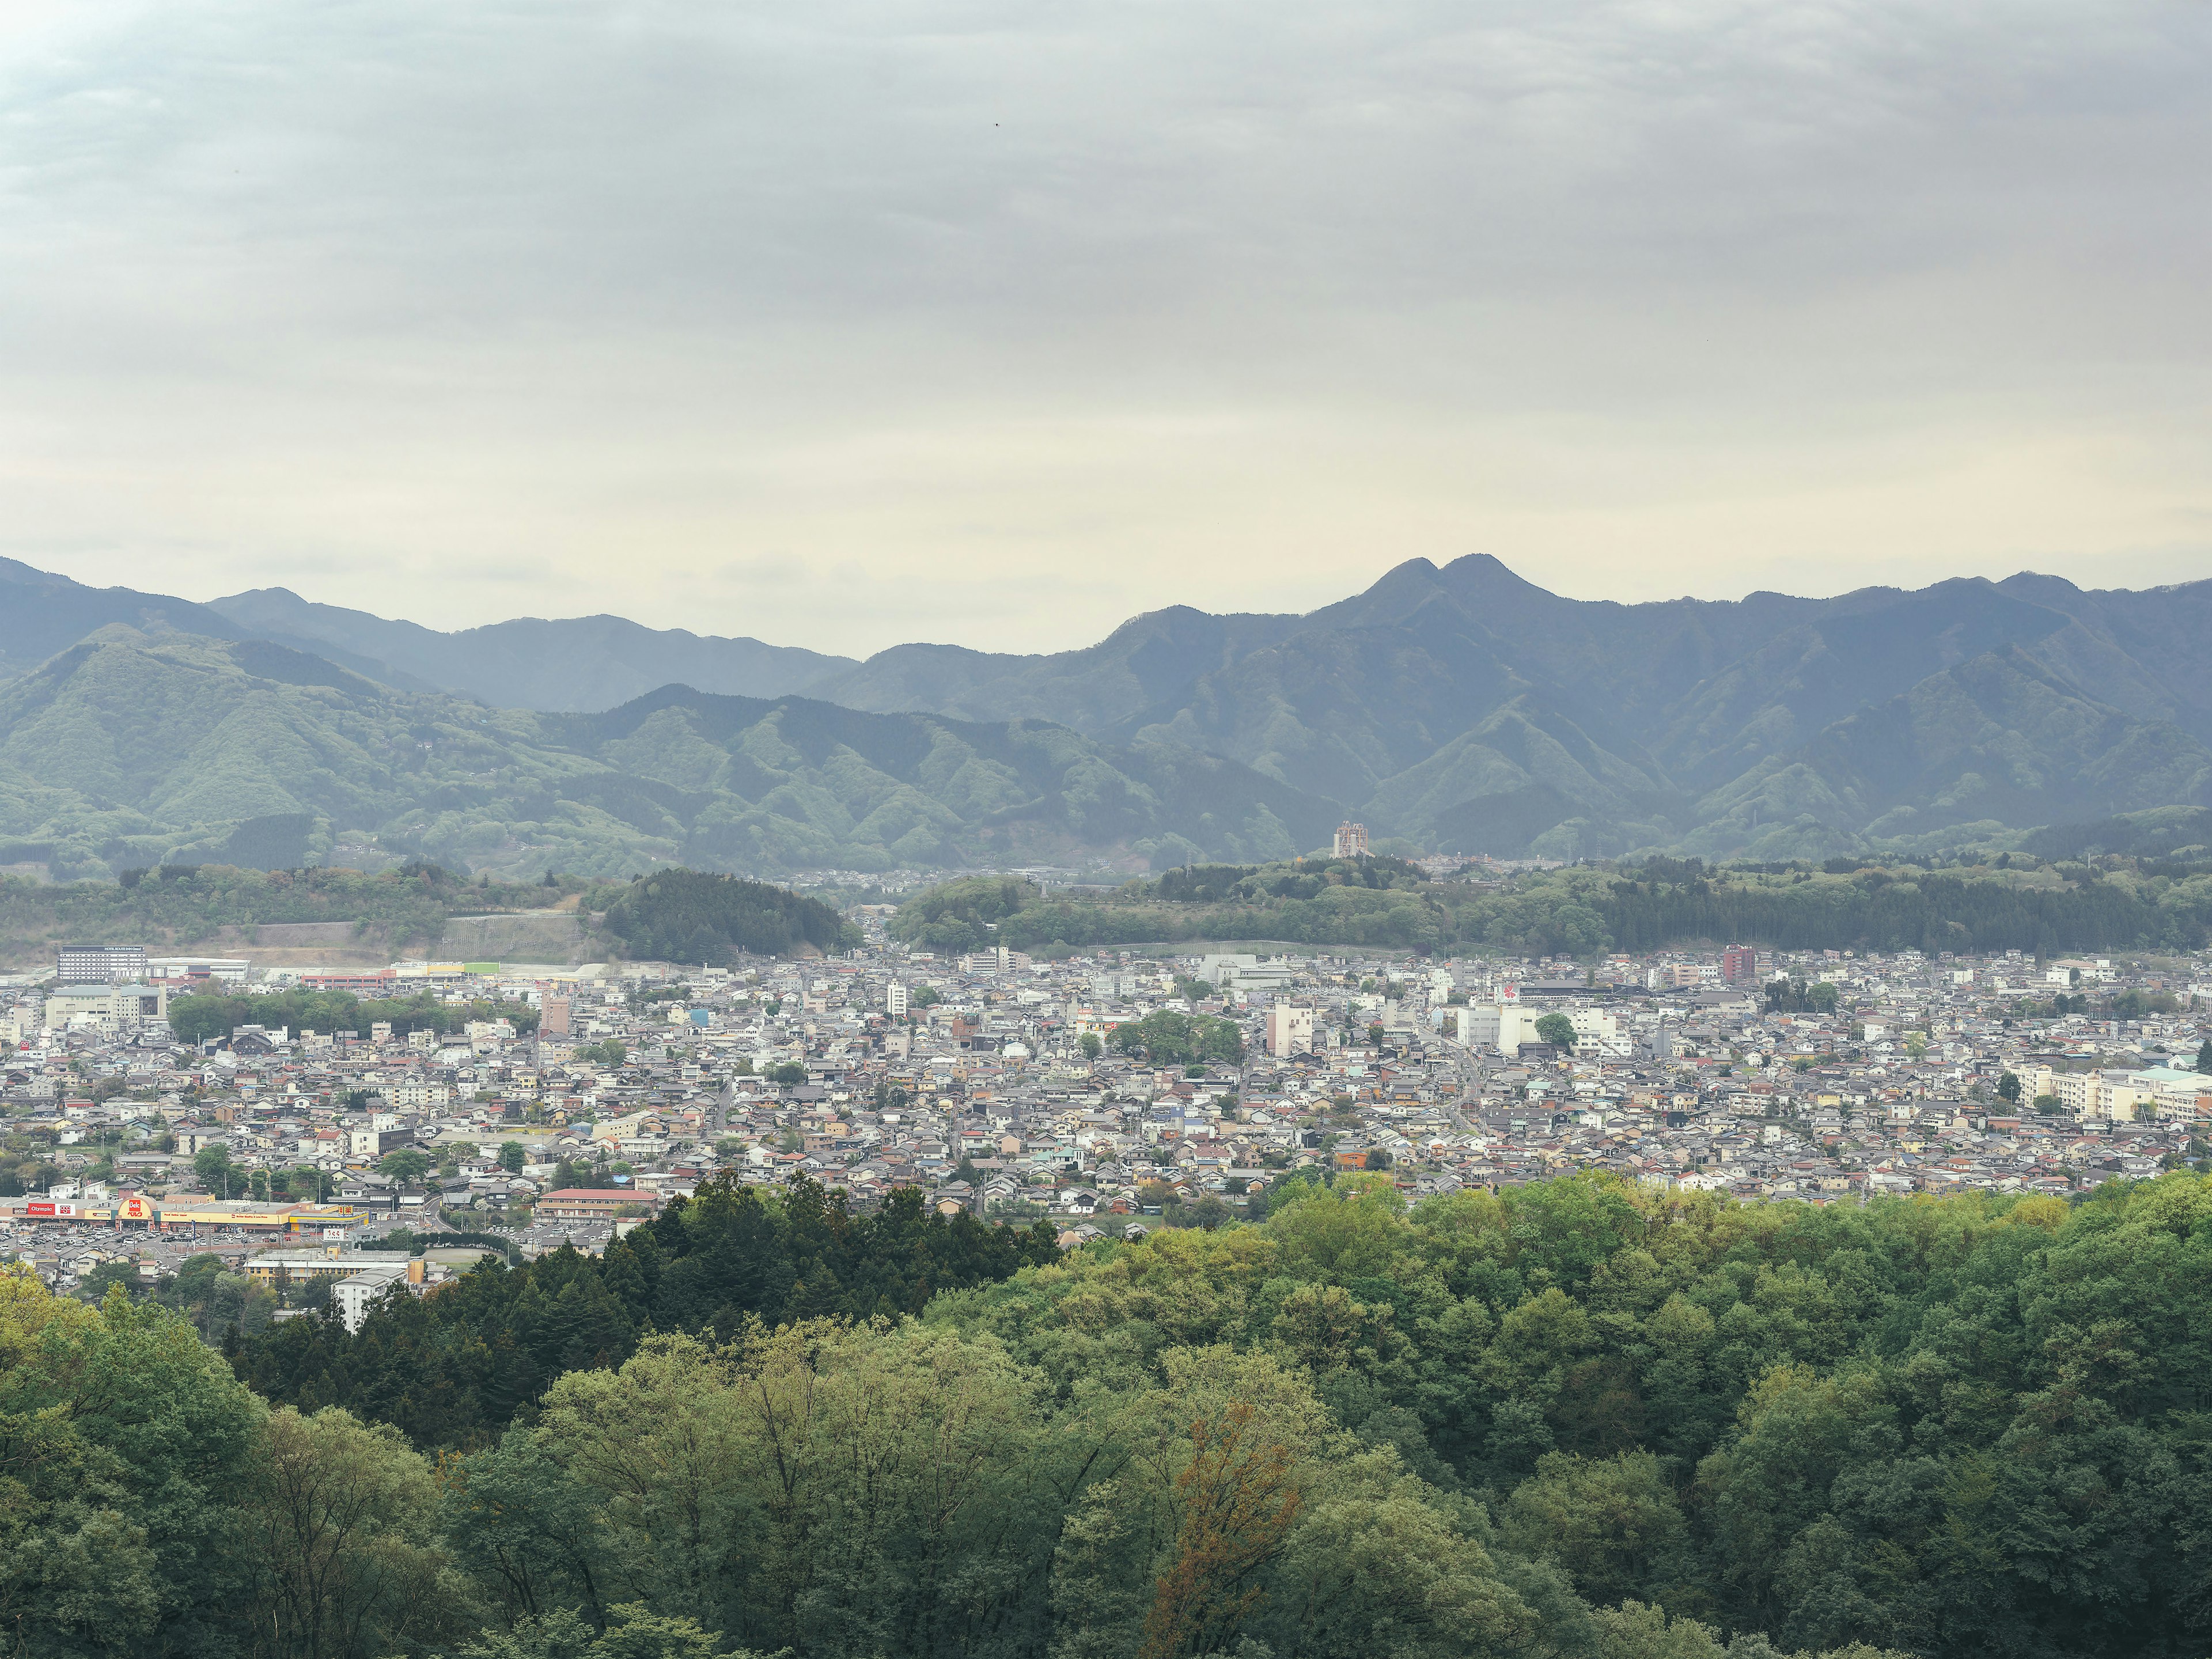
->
xmin=2 ymin=1 xmax=2207 ymax=657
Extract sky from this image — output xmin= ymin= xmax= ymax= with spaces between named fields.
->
xmin=1 ymin=0 xmax=2207 ymax=658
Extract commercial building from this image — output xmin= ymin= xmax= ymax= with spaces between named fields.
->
xmin=45 ymin=982 xmax=167 ymax=1027
xmin=3 ymin=1198 xmax=355 ymax=1234
xmin=146 ymin=956 xmax=251 ymax=985
xmin=300 ymin=970 xmax=400 ymax=997
xmin=243 ymin=1248 xmax=428 ymax=1332
xmin=54 ymin=944 xmax=147 ymax=983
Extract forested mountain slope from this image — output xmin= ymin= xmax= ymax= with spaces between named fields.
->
xmin=889 ymin=852 xmax=2212 ymax=957
xmin=209 ymin=585 xmax=857 ymax=710
xmin=0 ymin=632 xmax=1334 ymax=878
xmin=14 ymin=551 xmax=2212 ymax=865
xmin=813 ymin=556 xmax=2212 ymax=862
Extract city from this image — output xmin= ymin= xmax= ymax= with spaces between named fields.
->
xmin=8 ymin=882 xmax=2204 ymax=1330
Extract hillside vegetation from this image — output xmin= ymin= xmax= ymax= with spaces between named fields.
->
xmin=165 ymin=986 xmax=541 ymax=1043
xmin=596 ymin=868 xmax=858 ymax=961
xmin=893 ymin=853 xmax=2212 ymax=957
xmin=24 ymin=1171 xmax=2212 ymax=1657
xmin=820 ymin=557 xmax=2212 ymax=862
xmin=232 ymin=1178 xmax=1059 ymax=1448
xmin=0 ymin=862 xmax=574 ymax=964
xmin=0 ymin=862 xmax=857 ymax=969
xmin=19 ymin=556 xmax=2212 ymax=870
xmin=0 ymin=633 xmax=1331 ymax=880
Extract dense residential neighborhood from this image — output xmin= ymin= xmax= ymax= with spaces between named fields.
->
xmin=5 ymin=903 xmax=2207 ymax=1327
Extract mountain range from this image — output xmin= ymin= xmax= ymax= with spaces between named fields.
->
xmin=3 ymin=552 xmax=2212 ymax=875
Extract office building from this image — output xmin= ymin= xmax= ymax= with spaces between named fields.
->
xmin=55 ymin=944 xmax=147 ymax=983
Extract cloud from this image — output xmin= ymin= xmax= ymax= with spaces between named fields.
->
xmin=0 ymin=1 xmax=2207 ymax=654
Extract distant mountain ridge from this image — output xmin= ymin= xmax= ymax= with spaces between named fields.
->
xmin=5 ymin=552 xmax=2212 ymax=868
xmin=0 ymin=632 xmax=1333 ymax=878
xmin=206 ymin=586 xmax=857 ymax=710
xmin=805 ymin=555 xmax=2212 ymax=861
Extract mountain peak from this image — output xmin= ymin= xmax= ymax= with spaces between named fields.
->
xmin=1434 ymin=554 xmax=1560 ymax=607
xmin=1996 ymin=571 xmax=2085 ymax=600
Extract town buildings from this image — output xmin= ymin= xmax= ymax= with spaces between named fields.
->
xmin=3 ymin=919 xmax=2207 ymax=1309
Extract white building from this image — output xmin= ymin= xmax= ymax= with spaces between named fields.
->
xmin=1266 ymin=1004 xmax=1315 ymax=1059
xmin=1442 ymin=1002 xmax=1546 ymax=1056
xmin=1568 ymin=1008 xmax=1630 ymax=1058
xmin=334 ymin=1260 xmax=416 ymax=1332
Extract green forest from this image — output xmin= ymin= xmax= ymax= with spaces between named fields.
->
xmin=16 ymin=1169 xmax=2212 ymax=1658
xmin=0 ymin=862 xmax=860 ymax=972
xmin=16 ymin=848 xmax=2205 ymax=978
xmin=594 ymin=869 xmax=859 ymax=963
xmin=165 ymin=986 xmax=544 ymax=1044
xmin=0 ymin=632 xmax=1327 ymax=882
xmin=228 ymin=1179 xmax=1062 ymax=1448
xmin=890 ymin=854 xmax=2212 ymax=959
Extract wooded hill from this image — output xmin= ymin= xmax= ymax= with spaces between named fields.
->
xmin=890 ymin=851 xmax=2212 ymax=957
xmin=0 ymin=862 xmax=857 ymax=969
xmin=21 ymin=1169 xmax=2212 ymax=1657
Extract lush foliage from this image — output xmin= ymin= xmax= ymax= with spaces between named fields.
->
xmin=890 ymin=854 xmax=2212 ymax=959
xmin=1108 ymin=1008 xmax=1247 ymax=1065
xmin=0 ymin=860 xmax=566 ymax=959
xmin=915 ymin=1171 xmax=2212 ymax=1659
xmin=229 ymin=1178 xmax=1061 ymax=1450
xmin=597 ymin=868 xmax=858 ymax=963
xmin=1599 ymin=858 xmax=2212 ymax=954
xmin=0 ymin=633 xmax=1330 ymax=884
xmin=1149 ymin=857 xmax=1431 ymax=903
xmin=168 ymin=986 xmax=542 ymax=1044
xmin=20 ymin=1172 xmax=2212 ymax=1658
xmin=0 ymin=1267 xmax=524 ymax=1658
xmin=887 ymin=874 xmax=1040 ymax=955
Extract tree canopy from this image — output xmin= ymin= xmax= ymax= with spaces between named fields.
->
xmin=16 ymin=1169 xmax=2212 ymax=1658
xmin=598 ymin=869 xmax=857 ymax=963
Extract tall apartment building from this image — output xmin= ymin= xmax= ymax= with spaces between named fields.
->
xmin=55 ymin=944 xmax=147 ymax=983
xmin=540 ymin=995 xmax=571 ymax=1036
xmin=1266 ymin=1003 xmax=1315 ymax=1058
xmin=885 ymin=982 xmax=909 ymax=1017
xmin=1332 ymin=823 xmax=1370 ymax=859
xmin=1721 ymin=944 xmax=1759 ymax=984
